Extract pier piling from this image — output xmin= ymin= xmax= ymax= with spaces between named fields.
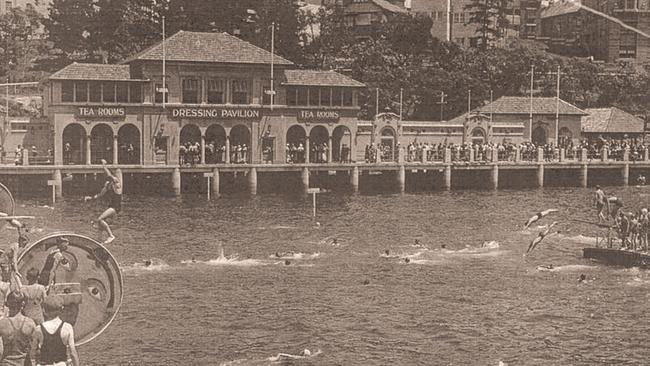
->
xmin=580 ymin=164 xmax=588 ymax=188
xmin=537 ymin=164 xmax=544 ymax=188
xmin=622 ymin=164 xmax=629 ymax=186
xmin=443 ymin=165 xmax=451 ymax=190
xmin=350 ymin=166 xmax=359 ymax=193
xmin=301 ymin=167 xmax=310 ymax=192
xmin=172 ymin=168 xmax=181 ymax=196
xmin=491 ymin=164 xmax=499 ymax=189
xmin=248 ymin=168 xmax=257 ymax=195
xmin=52 ymin=169 xmax=62 ymax=198
xmin=212 ymin=168 xmax=220 ymax=197
xmin=397 ymin=165 xmax=405 ymax=192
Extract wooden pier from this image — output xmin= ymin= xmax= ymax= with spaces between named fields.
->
xmin=1 ymin=151 xmax=649 ymax=197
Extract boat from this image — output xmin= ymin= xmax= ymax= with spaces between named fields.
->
xmin=583 ymin=247 xmax=650 ymax=269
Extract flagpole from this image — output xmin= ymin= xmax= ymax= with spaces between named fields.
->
xmin=270 ymin=21 xmax=275 ymax=111
xmin=375 ymin=88 xmax=379 ymax=118
xmin=529 ymin=64 xmax=534 ymax=141
xmin=555 ymin=65 xmax=561 ymax=146
xmin=467 ymin=89 xmax=471 ymax=117
xmin=489 ymin=89 xmax=493 ymax=124
xmin=399 ymin=88 xmax=404 ymax=121
xmin=162 ymin=16 xmax=166 ymax=110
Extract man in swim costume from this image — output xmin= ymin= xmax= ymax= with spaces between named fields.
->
xmin=523 ymin=209 xmax=559 ymax=229
xmin=85 ymin=159 xmax=122 ymax=244
xmin=37 ymin=237 xmax=71 ymax=289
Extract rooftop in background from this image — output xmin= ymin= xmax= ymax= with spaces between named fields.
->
xmin=541 ymin=0 xmax=583 ymax=19
xmin=582 ymin=107 xmax=645 ymax=133
xmin=477 ymin=96 xmax=587 ymax=115
xmin=124 ymin=30 xmax=294 ymax=66
xmin=345 ymin=0 xmax=408 ymax=14
xmin=283 ymin=70 xmax=365 ymax=87
xmin=48 ymin=63 xmax=144 ymax=81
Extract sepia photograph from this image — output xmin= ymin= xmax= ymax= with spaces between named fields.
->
xmin=0 ymin=0 xmax=649 ymax=364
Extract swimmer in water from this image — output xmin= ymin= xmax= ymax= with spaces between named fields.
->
xmin=144 ymin=260 xmax=152 ymax=267
xmin=404 ymin=258 xmax=410 ymax=263
xmin=578 ymin=274 xmax=586 ymax=283
xmin=523 ymin=209 xmax=559 ymax=229
xmin=526 ymin=222 xmax=558 ymax=255
xmin=384 ymin=250 xmax=390 ymax=256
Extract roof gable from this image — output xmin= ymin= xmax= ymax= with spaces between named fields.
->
xmin=282 ymin=70 xmax=365 ymax=87
xmin=478 ymin=96 xmax=587 ymax=115
xmin=48 ymin=63 xmax=135 ymax=81
xmin=541 ymin=0 xmax=582 ymax=19
xmin=125 ymin=31 xmax=293 ymax=66
xmin=582 ymin=107 xmax=644 ymax=133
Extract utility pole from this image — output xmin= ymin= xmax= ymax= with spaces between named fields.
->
xmin=529 ymin=64 xmax=534 ymax=141
xmin=435 ymin=92 xmax=447 ymax=121
xmin=555 ymin=65 xmax=561 ymax=146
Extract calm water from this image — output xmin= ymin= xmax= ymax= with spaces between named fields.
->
xmin=2 ymin=187 xmax=650 ymax=365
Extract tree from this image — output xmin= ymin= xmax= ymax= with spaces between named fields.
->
xmin=0 ymin=5 xmax=46 ymax=78
xmin=300 ymin=4 xmax=354 ymax=69
xmin=464 ymin=0 xmax=511 ymax=50
xmin=44 ymin=0 xmax=102 ymax=63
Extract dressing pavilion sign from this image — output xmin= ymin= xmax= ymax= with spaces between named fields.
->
xmin=169 ymin=107 xmax=261 ymax=120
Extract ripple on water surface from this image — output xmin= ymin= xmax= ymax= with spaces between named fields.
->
xmin=3 ymin=188 xmax=650 ymax=365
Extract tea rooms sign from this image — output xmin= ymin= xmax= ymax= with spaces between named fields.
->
xmin=297 ymin=110 xmax=340 ymax=123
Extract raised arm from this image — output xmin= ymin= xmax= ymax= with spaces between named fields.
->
xmin=101 ymin=159 xmax=117 ymax=182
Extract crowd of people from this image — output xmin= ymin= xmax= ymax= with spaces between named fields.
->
xmin=362 ymin=139 xmax=650 ymax=164
xmin=0 ymin=216 xmax=80 ymax=365
xmin=179 ymin=141 xmax=249 ymax=165
xmin=595 ymin=184 xmax=650 ymax=252
xmin=285 ymin=142 xmax=351 ymax=164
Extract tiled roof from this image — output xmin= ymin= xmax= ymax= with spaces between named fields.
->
xmin=373 ymin=0 xmax=408 ymax=13
xmin=582 ymin=107 xmax=644 ymax=133
xmin=48 ymin=63 xmax=135 ymax=81
xmin=125 ymin=30 xmax=293 ymax=66
xmin=283 ymin=70 xmax=365 ymax=87
xmin=541 ymin=0 xmax=582 ymax=19
xmin=478 ymin=96 xmax=587 ymax=115
xmin=346 ymin=0 xmax=407 ymax=14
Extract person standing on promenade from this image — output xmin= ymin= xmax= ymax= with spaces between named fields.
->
xmin=0 ymin=291 xmax=37 ymax=366
xmin=35 ymin=296 xmax=79 ymax=366
xmin=84 ymin=159 xmax=122 ymax=244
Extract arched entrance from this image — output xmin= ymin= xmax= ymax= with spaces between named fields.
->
xmin=117 ymin=124 xmax=140 ymax=164
xmin=558 ymin=127 xmax=572 ymax=147
xmin=90 ymin=124 xmax=113 ymax=164
xmin=205 ymin=124 xmax=226 ymax=163
xmin=532 ymin=126 xmax=547 ymax=146
xmin=379 ymin=127 xmax=396 ymax=162
xmin=230 ymin=125 xmax=251 ymax=163
xmin=180 ymin=124 xmax=201 ymax=165
xmin=62 ymin=123 xmax=86 ymax=165
xmin=309 ymin=125 xmax=329 ymax=163
xmin=471 ymin=127 xmax=486 ymax=145
xmin=332 ymin=125 xmax=352 ymax=163
xmin=286 ymin=125 xmax=307 ymax=163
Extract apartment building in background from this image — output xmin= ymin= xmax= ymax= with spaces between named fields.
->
xmin=540 ymin=0 xmax=650 ymax=63
xmin=410 ymin=0 xmax=544 ymax=47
